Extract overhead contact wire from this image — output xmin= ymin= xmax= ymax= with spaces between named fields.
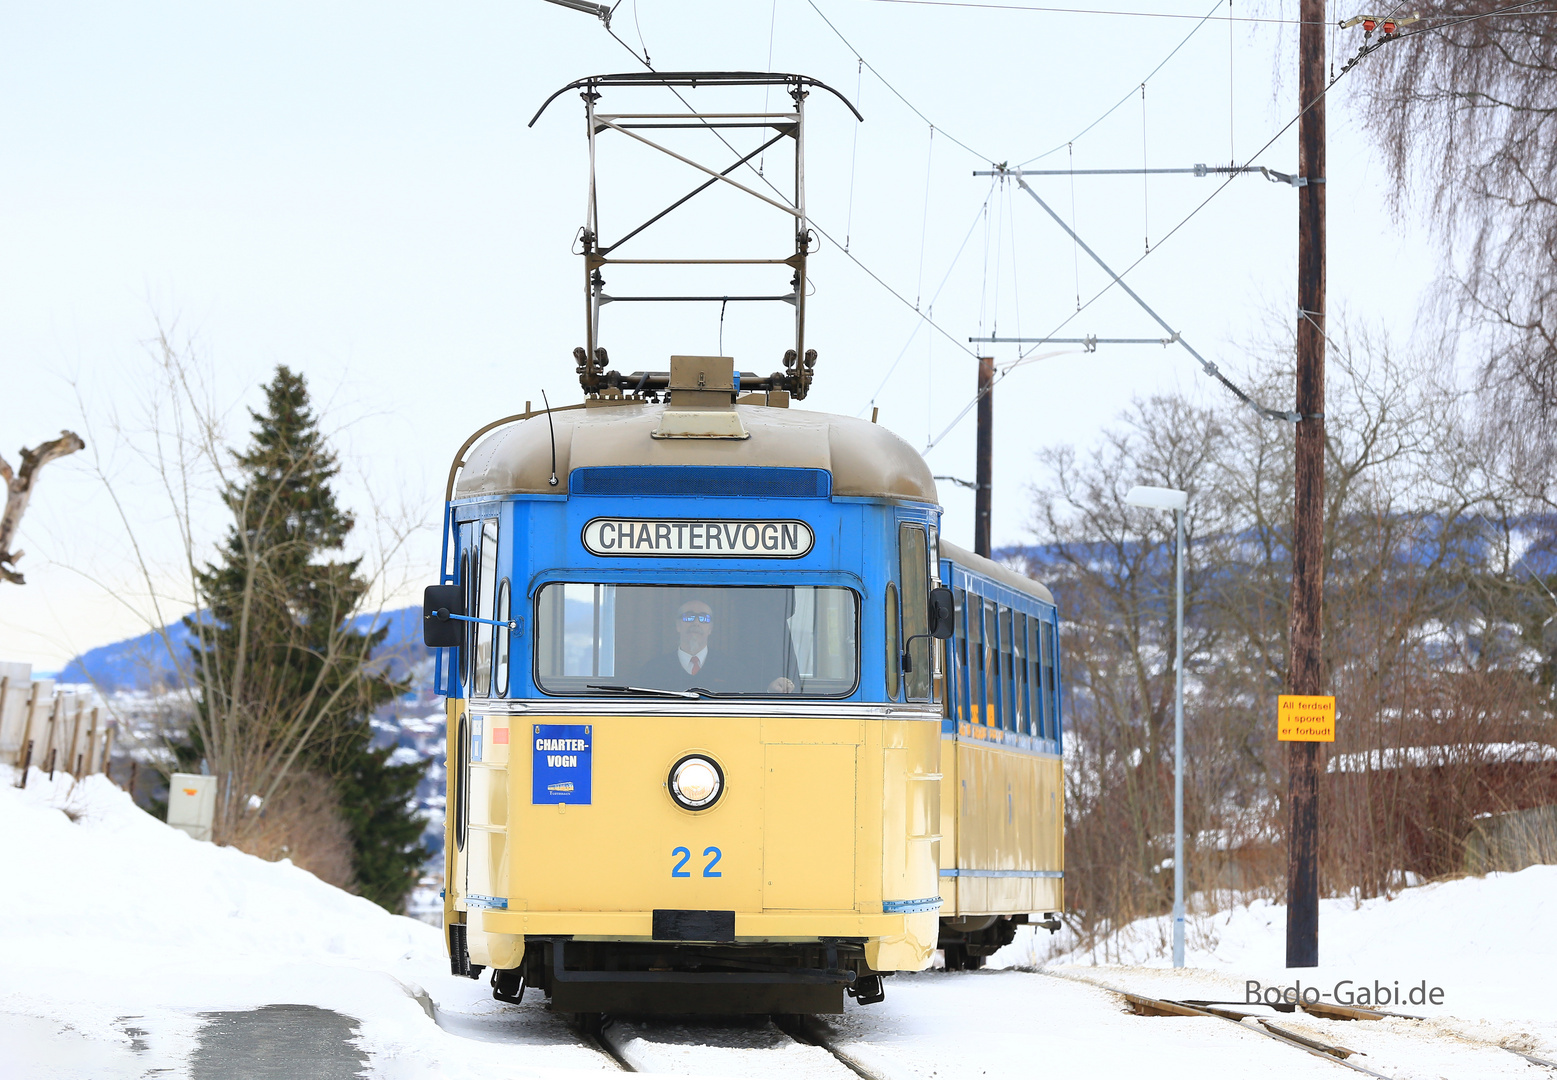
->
xmin=927 ymin=49 xmax=1375 ymax=451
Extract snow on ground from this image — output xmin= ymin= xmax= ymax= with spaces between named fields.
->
xmin=0 ymin=767 xmax=611 ymax=1079
xmin=988 ymin=868 xmax=1557 ymax=1078
xmin=4 ymin=763 xmax=1554 ymax=1079
xmin=819 ymin=969 xmax=1345 ymax=1080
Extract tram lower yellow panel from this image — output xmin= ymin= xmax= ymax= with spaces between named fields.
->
xmin=939 ymin=735 xmax=1064 ymax=916
xmin=445 ymin=704 xmax=942 ymax=972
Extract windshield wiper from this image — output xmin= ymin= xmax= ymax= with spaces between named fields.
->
xmin=587 ymin=684 xmax=703 ymax=699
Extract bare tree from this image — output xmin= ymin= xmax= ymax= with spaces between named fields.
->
xmin=1356 ymin=5 xmax=1557 ymax=423
xmin=1 ymin=431 xmax=86 ymax=584
xmin=1024 ymin=320 xmax=1557 ymax=946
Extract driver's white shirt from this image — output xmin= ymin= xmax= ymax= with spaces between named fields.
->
xmin=677 ymin=647 xmax=709 ymax=674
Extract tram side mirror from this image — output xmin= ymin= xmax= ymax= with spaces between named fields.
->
xmin=903 ymin=587 xmax=957 ymax=674
xmin=927 ymin=587 xmax=955 ymax=640
xmin=423 ymin=585 xmax=466 ymax=648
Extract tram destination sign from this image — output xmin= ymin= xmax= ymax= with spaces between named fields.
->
xmin=583 ymin=517 xmax=814 ymax=558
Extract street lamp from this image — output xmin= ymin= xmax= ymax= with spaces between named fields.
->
xmin=1125 ymin=484 xmax=1189 ymax=969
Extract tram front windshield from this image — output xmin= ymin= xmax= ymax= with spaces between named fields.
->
xmin=535 ymin=584 xmax=858 ymax=697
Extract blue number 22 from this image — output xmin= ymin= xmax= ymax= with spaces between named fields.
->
xmin=671 ymin=846 xmax=722 ymax=878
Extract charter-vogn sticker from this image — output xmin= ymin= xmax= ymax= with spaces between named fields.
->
xmin=583 ymin=518 xmax=814 ymax=558
xmin=533 ymin=723 xmax=592 ymax=805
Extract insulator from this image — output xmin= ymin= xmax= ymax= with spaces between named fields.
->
xmin=594 ymin=347 xmax=609 ymax=373
xmin=782 ymin=348 xmax=798 ymax=372
xmin=1363 ymin=18 xmax=1376 ymax=31
xmin=573 ymin=346 xmax=589 ymax=374
xmin=803 ymin=349 xmax=817 ymax=370
xmin=1381 ymin=19 xmax=1395 ymax=32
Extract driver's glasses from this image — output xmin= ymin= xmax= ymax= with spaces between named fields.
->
xmin=680 ymin=613 xmax=712 ymax=624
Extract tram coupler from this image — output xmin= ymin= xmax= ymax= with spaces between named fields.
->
xmin=492 ymin=968 xmax=526 ymax=1004
xmin=846 ymin=974 xmax=886 ymax=1006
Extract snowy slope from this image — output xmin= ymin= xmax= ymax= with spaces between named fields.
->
xmin=989 ymin=870 xmax=1557 ymax=1075
xmin=0 ymin=767 xmax=608 ymax=1079
xmin=997 ymin=868 xmax=1557 ymax=1021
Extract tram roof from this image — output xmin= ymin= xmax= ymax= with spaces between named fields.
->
xmin=941 ymin=539 xmax=1055 ymax=606
xmin=454 ymin=402 xmax=939 ymax=504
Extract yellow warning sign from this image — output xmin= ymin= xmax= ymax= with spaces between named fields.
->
xmin=1278 ymin=695 xmax=1336 ymax=741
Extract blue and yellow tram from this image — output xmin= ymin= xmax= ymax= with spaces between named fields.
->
xmin=424 ymin=356 xmax=1062 ymax=1013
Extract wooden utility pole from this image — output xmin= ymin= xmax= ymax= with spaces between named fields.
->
xmin=974 ymin=356 xmax=994 ymax=558
xmin=1287 ymin=0 xmax=1327 ymax=969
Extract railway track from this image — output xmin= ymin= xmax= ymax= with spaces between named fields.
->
xmin=571 ymin=1013 xmax=882 ymax=1079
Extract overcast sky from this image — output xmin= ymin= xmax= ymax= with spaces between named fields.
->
xmin=0 ymin=0 xmax=1439 ymax=670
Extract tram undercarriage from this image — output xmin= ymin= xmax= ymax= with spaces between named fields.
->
xmin=496 ymin=937 xmax=884 ymax=1015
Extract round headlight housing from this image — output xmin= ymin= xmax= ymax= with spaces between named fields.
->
xmin=668 ymin=754 xmax=724 ymax=811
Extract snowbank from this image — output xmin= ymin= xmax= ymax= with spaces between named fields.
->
xmin=0 ymin=767 xmax=608 ymax=1079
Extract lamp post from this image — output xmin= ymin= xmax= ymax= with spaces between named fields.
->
xmin=1125 ymin=484 xmax=1189 ymax=969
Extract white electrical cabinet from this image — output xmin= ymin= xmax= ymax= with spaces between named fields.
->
xmin=167 ymin=772 xmax=215 ymax=842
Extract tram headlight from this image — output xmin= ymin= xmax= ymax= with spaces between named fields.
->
xmin=669 ymin=754 xmax=724 ymax=811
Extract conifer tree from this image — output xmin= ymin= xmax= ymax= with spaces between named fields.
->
xmin=185 ymin=366 xmax=427 ymax=911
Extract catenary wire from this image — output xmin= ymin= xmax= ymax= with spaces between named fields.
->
xmin=867 ymin=0 xmax=1315 ymax=23
xmin=803 ymin=0 xmax=996 ymax=162
xmin=597 ymin=15 xmax=984 ymax=361
xmin=925 ymin=41 xmax=1373 ymax=452
xmin=862 ymin=183 xmax=998 ymax=412
xmin=1019 ymin=0 xmax=1230 ymax=165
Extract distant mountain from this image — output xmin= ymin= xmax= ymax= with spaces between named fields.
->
xmin=59 ymin=607 xmax=430 ymax=692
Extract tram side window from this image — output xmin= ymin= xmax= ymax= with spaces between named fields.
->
xmin=952 ymin=587 xmax=968 ymax=724
xmin=1013 ymin=611 xmax=1029 ymax=734
xmin=998 ymin=606 xmax=1017 ymax=730
xmin=474 ymin=518 xmax=499 ymax=696
xmin=458 ymin=544 xmax=474 ymax=692
xmin=494 ymin=579 xmax=511 ymax=696
xmin=984 ymin=600 xmax=1000 ymax=728
xmin=1027 ymin=614 xmax=1044 ymax=738
xmin=968 ymin=591 xmax=985 ymax=724
xmin=899 ymin=524 xmax=933 ymax=701
xmin=885 ymin=582 xmax=901 ymax=701
xmin=1040 ymin=618 xmax=1058 ymax=741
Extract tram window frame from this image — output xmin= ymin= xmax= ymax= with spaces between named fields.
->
xmin=532 ymin=582 xmax=861 ymax=698
xmin=459 ymin=538 xmax=475 ymax=694
xmin=984 ymin=599 xmax=1000 ymax=729
xmin=1013 ymin=610 xmax=1028 ymax=734
xmin=968 ymin=591 xmax=985 ymax=725
xmin=454 ymin=711 xmax=469 ymax=853
xmin=898 ymin=524 xmax=933 ymax=702
xmin=474 ymin=518 xmax=499 ymax=697
xmin=1027 ymin=614 xmax=1044 ymax=738
xmin=951 ymin=587 xmax=968 ymax=725
xmin=997 ymin=606 xmax=1015 ymax=731
xmin=1039 ymin=617 xmax=1057 ymax=742
xmin=494 ymin=578 xmax=512 ymax=697
xmin=885 ymin=581 xmax=901 ymax=701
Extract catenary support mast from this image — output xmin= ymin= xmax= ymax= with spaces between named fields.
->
xmin=1286 ymin=0 xmax=1327 ymax=970
xmin=974 ymin=356 xmax=994 ymax=557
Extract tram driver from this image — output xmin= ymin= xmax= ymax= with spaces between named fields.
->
xmin=636 ymin=596 xmax=796 ymax=695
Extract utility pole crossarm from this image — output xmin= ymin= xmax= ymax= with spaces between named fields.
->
xmin=972 ymin=165 xmax=1265 ymax=178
